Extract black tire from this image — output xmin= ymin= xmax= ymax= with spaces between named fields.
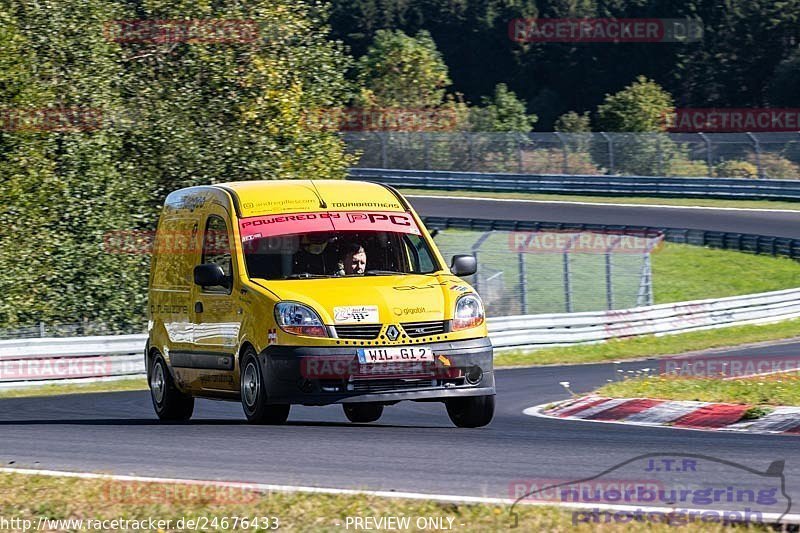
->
xmin=343 ymin=403 xmax=384 ymax=423
xmin=445 ymin=395 xmax=495 ymax=428
xmin=240 ymin=348 xmax=290 ymax=425
xmin=149 ymin=354 xmax=194 ymax=421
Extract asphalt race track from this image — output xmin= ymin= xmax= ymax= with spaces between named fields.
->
xmin=408 ymin=195 xmax=800 ymax=238
xmin=2 ymin=342 xmax=800 ymax=502
xmin=1 ymin=197 xmax=800 ymax=508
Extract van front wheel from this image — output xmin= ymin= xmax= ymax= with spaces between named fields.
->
xmin=343 ymin=403 xmax=384 ymax=423
xmin=150 ymin=355 xmax=194 ymax=421
xmin=240 ymin=348 xmax=290 ymax=425
xmin=445 ymin=395 xmax=494 ymax=428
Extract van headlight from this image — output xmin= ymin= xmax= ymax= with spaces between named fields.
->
xmin=453 ymin=294 xmax=485 ymax=331
xmin=274 ymin=302 xmax=328 ymax=338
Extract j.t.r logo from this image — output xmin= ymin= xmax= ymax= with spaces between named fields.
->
xmin=333 ymin=305 xmax=380 ymax=324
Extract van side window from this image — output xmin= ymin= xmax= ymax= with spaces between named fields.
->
xmin=152 ymin=218 xmax=196 ymax=290
xmin=202 ymin=215 xmax=232 ymax=293
xmin=402 ymin=234 xmax=435 ymax=273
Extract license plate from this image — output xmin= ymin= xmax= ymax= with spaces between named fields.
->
xmin=357 ymin=346 xmax=433 ymax=364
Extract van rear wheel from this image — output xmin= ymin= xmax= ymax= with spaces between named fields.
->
xmin=240 ymin=348 xmax=290 ymax=425
xmin=445 ymin=395 xmax=494 ymax=428
xmin=343 ymin=403 xmax=384 ymax=423
xmin=150 ymin=354 xmax=194 ymax=421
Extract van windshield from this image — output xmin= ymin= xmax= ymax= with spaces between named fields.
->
xmin=238 ymin=211 xmax=440 ymax=280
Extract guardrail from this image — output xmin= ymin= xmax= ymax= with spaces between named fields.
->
xmin=0 ymin=335 xmax=145 ymax=388
xmin=349 ymin=168 xmax=800 ymax=201
xmin=487 ymin=287 xmax=800 ymax=350
xmin=2 ymin=287 xmax=799 ymax=386
xmin=421 ymin=217 xmax=800 ymax=260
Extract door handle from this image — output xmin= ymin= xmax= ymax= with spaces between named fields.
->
xmin=194 ymin=302 xmax=203 ymax=313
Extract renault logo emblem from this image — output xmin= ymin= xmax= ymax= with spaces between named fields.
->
xmin=386 ymin=325 xmax=400 ymax=341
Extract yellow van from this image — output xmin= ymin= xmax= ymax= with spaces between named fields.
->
xmin=146 ymin=180 xmax=494 ymax=427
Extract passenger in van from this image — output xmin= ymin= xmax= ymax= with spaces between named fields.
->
xmin=293 ymin=234 xmax=331 ymax=275
xmin=338 ymin=242 xmax=367 ymax=275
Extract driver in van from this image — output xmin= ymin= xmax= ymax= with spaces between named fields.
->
xmin=338 ymin=242 xmax=367 ymax=275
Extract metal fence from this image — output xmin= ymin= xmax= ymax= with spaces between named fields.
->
xmin=343 ymin=132 xmax=800 ymax=179
xmin=350 ymin=167 xmax=800 ymax=201
xmin=432 ymin=228 xmax=656 ymax=316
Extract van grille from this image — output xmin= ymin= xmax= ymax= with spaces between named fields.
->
xmin=348 ymin=378 xmax=435 ymax=393
xmin=334 ymin=324 xmax=382 ymax=340
xmin=401 ymin=320 xmax=448 ymax=338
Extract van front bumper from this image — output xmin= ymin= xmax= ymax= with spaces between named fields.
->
xmin=260 ymin=337 xmax=494 ymax=406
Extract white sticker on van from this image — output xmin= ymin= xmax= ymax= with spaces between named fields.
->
xmin=334 ymin=305 xmax=379 ymax=324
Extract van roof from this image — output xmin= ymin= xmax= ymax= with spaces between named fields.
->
xmin=216 ymin=179 xmax=407 ymax=218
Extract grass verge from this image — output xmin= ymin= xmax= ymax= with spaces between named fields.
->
xmin=651 ymin=245 xmax=800 ymax=303
xmin=0 ymin=377 xmax=147 ymax=399
xmin=596 ymin=373 xmax=800 ymax=407
xmin=494 ymin=319 xmax=800 ymax=367
xmin=402 ymin=188 xmax=800 ymax=211
xmin=0 ymin=472 xmax=772 ymax=532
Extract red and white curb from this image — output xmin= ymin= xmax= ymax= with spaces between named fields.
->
xmin=525 ymin=395 xmax=800 ymax=435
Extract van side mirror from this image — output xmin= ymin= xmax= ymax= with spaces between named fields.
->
xmin=450 ymin=254 xmax=477 ymax=277
xmin=194 ymin=263 xmax=226 ymax=287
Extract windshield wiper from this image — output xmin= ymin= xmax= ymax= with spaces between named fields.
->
xmin=364 ymin=270 xmax=400 ymax=276
xmin=281 ymin=273 xmax=330 ymax=279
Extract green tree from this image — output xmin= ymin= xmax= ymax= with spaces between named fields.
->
xmin=470 ymin=83 xmax=537 ymax=132
xmin=594 ymin=76 xmax=703 ymax=176
xmin=552 ymin=111 xmax=593 ymax=169
xmin=119 ymin=0 xmax=354 ymax=197
xmin=677 ymin=0 xmax=800 ymax=107
xmin=596 ymin=76 xmax=674 ymax=132
xmin=331 ymin=0 xmax=537 ymax=106
xmin=355 ymin=29 xmax=451 ymax=108
xmin=0 ymin=0 xmax=144 ymax=330
xmin=554 ymin=111 xmax=591 ymax=133
xmin=767 ymin=48 xmax=800 ymax=106
xmin=331 ymin=0 xmax=800 ymax=128
xmin=0 ymin=0 xmax=355 ymax=331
